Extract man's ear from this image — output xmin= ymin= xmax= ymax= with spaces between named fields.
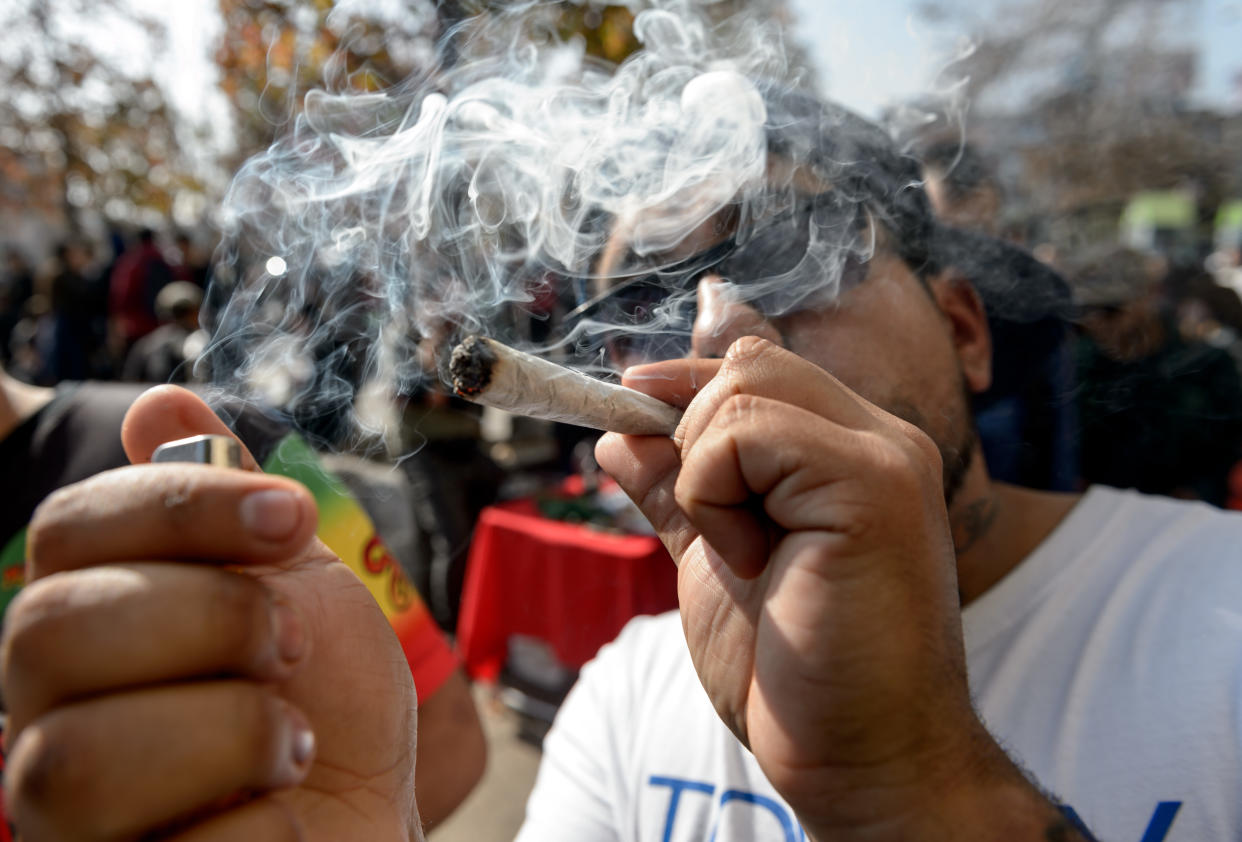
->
xmin=929 ymin=271 xmax=992 ymax=395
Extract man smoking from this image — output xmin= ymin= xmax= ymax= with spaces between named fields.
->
xmin=4 ymin=9 xmax=1242 ymax=842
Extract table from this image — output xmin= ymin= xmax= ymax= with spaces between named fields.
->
xmin=456 ymin=497 xmax=678 ymax=682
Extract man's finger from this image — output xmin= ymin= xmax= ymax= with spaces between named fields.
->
xmin=2 ymin=563 xmax=308 ymax=736
xmin=674 ymin=393 xmax=943 ymax=578
xmin=26 ymin=464 xmax=318 ymax=579
xmin=691 ymin=276 xmax=783 ymax=358
xmin=5 ymin=682 xmax=315 ymax=842
xmin=122 ymin=385 xmax=261 ymax=471
xmin=620 ymin=357 xmax=725 ymax=408
xmin=672 ymin=396 xmax=844 ymax=576
xmin=674 ymin=336 xmax=880 ymax=460
xmin=158 ymin=796 xmax=303 ymax=842
xmin=596 ymin=433 xmax=700 ymax=564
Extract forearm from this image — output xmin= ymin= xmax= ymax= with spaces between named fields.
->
xmin=412 ymin=670 xmax=487 ymax=827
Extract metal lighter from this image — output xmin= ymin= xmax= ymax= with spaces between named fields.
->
xmin=150 ymin=434 xmax=243 ymax=468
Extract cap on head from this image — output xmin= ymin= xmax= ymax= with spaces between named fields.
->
xmin=156 ymin=281 xmax=203 ymax=322
xmin=1066 ymin=246 xmax=1160 ymax=311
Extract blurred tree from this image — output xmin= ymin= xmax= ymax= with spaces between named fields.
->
xmin=214 ymin=0 xmax=445 ymax=167
xmin=913 ymin=0 xmax=1236 ymax=251
xmin=552 ymin=0 xmax=816 ymax=85
xmin=0 ymin=0 xmax=208 ymax=233
xmin=213 ymin=0 xmax=817 ymax=168
xmin=917 ymin=0 xmax=1194 ymax=110
xmin=556 ymin=3 xmax=642 ymax=63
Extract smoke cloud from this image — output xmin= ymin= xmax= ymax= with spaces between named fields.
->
xmin=203 ymin=0 xmax=880 ymax=448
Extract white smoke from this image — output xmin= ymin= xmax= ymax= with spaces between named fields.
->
xmin=204 ymin=0 xmax=875 ymax=448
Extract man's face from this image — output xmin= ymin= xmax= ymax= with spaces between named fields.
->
xmin=1079 ymin=293 xmax=1162 ymax=362
xmin=589 ymin=195 xmax=993 ymax=502
xmin=690 ymin=248 xmax=989 ymax=504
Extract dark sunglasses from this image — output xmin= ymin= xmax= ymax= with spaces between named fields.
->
xmin=565 ymin=193 xmax=871 ymax=363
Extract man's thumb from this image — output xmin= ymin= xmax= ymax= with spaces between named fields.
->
xmin=121 ymin=385 xmax=261 ymax=471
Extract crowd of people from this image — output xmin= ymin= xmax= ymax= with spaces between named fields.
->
xmin=0 ymin=229 xmax=210 ymax=388
xmin=921 ymin=141 xmax=1242 ymax=509
xmin=4 ymin=70 xmax=1242 ymax=842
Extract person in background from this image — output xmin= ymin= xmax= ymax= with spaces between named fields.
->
xmin=0 ymin=369 xmax=487 ymax=834
xmin=0 ymin=252 xmax=34 ymax=369
xmin=1171 ymin=268 xmax=1242 ymax=376
xmin=38 ymin=240 xmax=96 ymax=384
xmin=109 ymin=229 xmax=173 ymax=365
xmin=4 ymin=299 xmax=46 ymax=386
xmin=122 ymin=281 xmax=204 ymax=384
xmin=1207 ymin=244 xmax=1242 ymax=299
xmin=920 ymin=140 xmax=1079 ymax=492
xmin=392 ymin=329 xmax=502 ymax=632
xmin=173 ymin=231 xmax=211 ymax=288
xmin=920 ymin=140 xmax=1005 ymax=237
xmin=1073 ymin=246 xmax=1242 ymax=505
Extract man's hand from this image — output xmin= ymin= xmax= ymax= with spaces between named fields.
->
xmin=597 ymin=337 xmax=1076 ymax=840
xmin=1 ymin=386 xmax=419 ymax=842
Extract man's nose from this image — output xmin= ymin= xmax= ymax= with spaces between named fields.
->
xmin=691 ymin=275 xmax=783 ymax=358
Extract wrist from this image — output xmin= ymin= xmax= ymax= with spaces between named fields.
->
xmin=794 ymin=729 xmax=1095 ymax=842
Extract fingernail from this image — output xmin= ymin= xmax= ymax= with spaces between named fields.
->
xmin=292 ymin=721 xmax=316 ymax=766
xmin=276 ymin=706 xmax=315 ymax=787
xmin=240 ymin=489 xmax=302 ymax=541
xmin=271 ymin=598 xmax=306 ymax=665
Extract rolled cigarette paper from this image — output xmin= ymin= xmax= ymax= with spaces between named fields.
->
xmin=449 ymin=335 xmax=683 ymax=436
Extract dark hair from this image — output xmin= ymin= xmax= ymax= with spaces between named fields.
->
xmin=762 ymin=91 xmax=942 ymax=280
xmin=919 ymin=140 xmax=1000 ymax=204
xmin=53 ymin=239 xmax=86 ymax=263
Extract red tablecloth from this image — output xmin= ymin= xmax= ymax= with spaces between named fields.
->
xmin=456 ymin=498 xmax=678 ymax=681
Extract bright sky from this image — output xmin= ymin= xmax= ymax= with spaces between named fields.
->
xmin=126 ymin=0 xmax=230 ymax=151
xmin=788 ymin=0 xmax=1242 ymax=117
xmin=1196 ymin=0 xmax=1242 ymax=105
xmin=138 ymin=0 xmax=1242 ymax=141
xmin=786 ymin=0 xmax=946 ymax=116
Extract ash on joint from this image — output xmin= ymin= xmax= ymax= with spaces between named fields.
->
xmin=450 ymin=336 xmax=497 ymax=396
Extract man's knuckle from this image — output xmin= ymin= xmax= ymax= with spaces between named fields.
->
xmin=6 ymin=718 xmax=85 ymax=822
xmin=900 ymin=427 xmax=945 ymax=485
xmin=725 ymin=334 xmax=775 ymax=364
xmin=1 ymin=576 xmax=76 ymax=689
xmin=151 ymin=471 xmax=202 ymax=533
xmin=209 ymin=575 xmax=269 ymax=660
xmin=27 ymin=487 xmax=84 ymax=571
xmin=234 ymin=687 xmax=285 ymax=776
xmin=672 ymin=472 xmax=696 ymax=513
xmin=864 ymin=434 xmax=924 ymax=489
xmin=719 ymin=392 xmax=763 ymax=423
xmin=638 ymin=481 xmax=677 ymax=528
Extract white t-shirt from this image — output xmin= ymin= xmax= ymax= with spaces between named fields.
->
xmin=515 ymin=487 xmax=1242 ymax=841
